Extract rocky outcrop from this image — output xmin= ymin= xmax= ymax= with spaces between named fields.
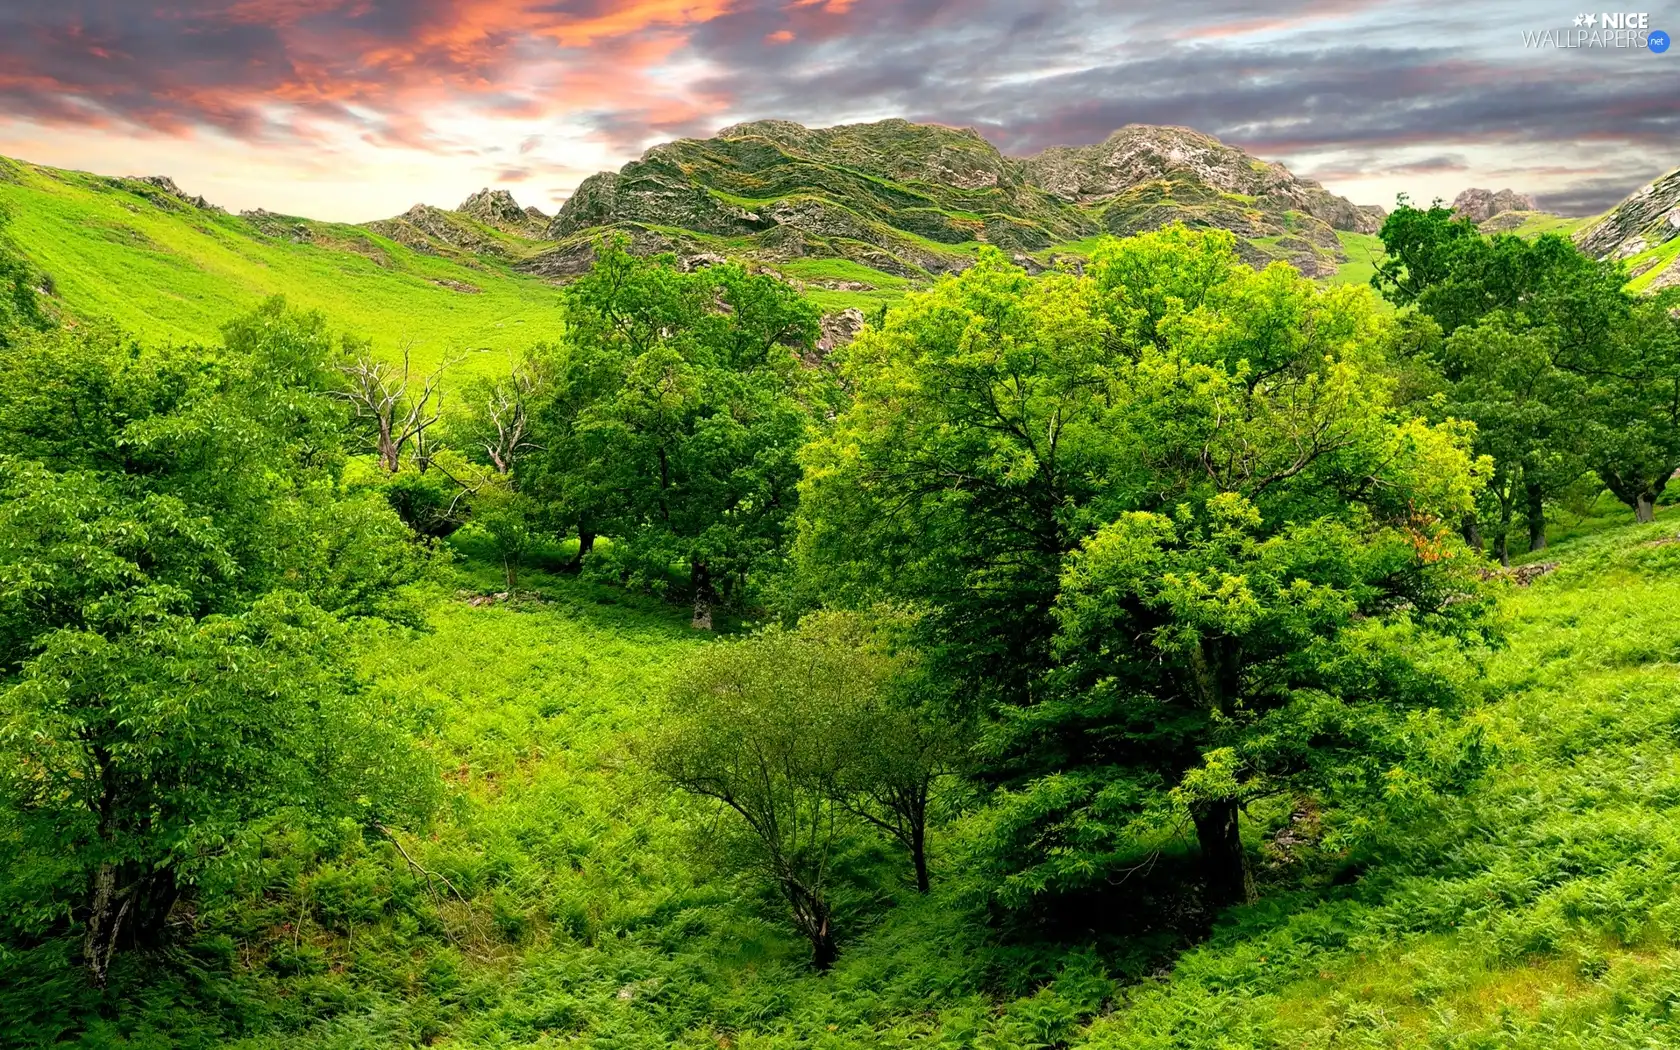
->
xmin=541 ymin=119 xmax=1374 ymax=281
xmin=1452 ymin=188 xmax=1538 ymax=224
xmin=1020 ymin=125 xmax=1381 ymax=234
xmin=459 ymin=188 xmax=547 ymax=234
xmin=365 ymin=204 xmax=510 ymax=258
xmin=1574 ymin=167 xmax=1680 ymax=261
xmin=129 ymin=175 xmax=221 ymax=212
xmin=812 ymin=308 xmax=865 ymax=363
xmin=240 ymin=209 xmax=312 ymax=243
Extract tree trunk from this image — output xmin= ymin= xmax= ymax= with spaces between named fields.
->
xmin=784 ymin=882 xmax=837 ymax=972
xmin=1461 ymin=516 xmax=1482 ymax=553
xmin=1525 ymin=481 xmax=1547 ymax=552
xmin=504 ymin=556 xmax=518 ymax=590
xmin=910 ymin=822 xmax=930 ymax=894
xmin=377 ymin=420 xmax=400 ymax=473
xmin=690 ymin=560 xmax=715 ymax=631
xmin=1193 ymin=798 xmax=1254 ymax=910
xmin=83 ymin=862 xmax=132 ymax=988
xmin=1637 ymin=493 xmax=1657 ymax=523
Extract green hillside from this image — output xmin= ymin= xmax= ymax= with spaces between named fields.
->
xmin=10 ymin=510 xmax=1680 ymax=1048
xmin=0 ymin=157 xmax=566 ymax=373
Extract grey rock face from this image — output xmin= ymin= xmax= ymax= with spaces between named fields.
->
xmin=1018 ymin=125 xmax=1381 ymax=233
xmin=459 ymin=188 xmax=545 ymax=233
xmin=815 ymin=308 xmax=865 ymax=358
xmin=1451 ymin=188 xmax=1538 ymax=224
xmin=1574 ymin=168 xmax=1680 ymax=261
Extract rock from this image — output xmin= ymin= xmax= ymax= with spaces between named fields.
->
xmin=1451 ymin=187 xmax=1538 ymax=224
xmin=132 ymin=174 xmax=222 ymax=212
xmin=459 ymin=188 xmax=546 ymax=234
xmin=1019 ymin=124 xmax=1381 ymax=234
xmin=538 ymin=118 xmax=1370 ymax=280
xmin=678 ymin=251 xmax=727 ymax=272
xmin=1646 ymin=254 xmax=1680 ymax=292
xmin=364 ymin=204 xmax=511 ymax=257
xmin=1574 ymin=167 xmax=1680 ymax=262
xmin=240 ymin=209 xmax=312 ymax=243
xmin=815 ymin=308 xmax=865 ymax=358
xmin=517 ymin=225 xmax=684 ymax=279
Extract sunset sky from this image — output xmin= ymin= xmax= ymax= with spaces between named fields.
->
xmin=1 ymin=0 xmax=1675 ymax=223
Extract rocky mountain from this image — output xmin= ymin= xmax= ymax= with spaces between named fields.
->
xmin=1452 ymin=187 xmax=1537 ymax=224
xmin=527 ymin=119 xmax=1382 ymax=281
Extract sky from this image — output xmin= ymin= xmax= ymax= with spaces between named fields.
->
xmin=1 ymin=0 xmax=1676 ymax=223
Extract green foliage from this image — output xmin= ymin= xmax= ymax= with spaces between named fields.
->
xmin=0 ymin=299 xmax=436 ymax=982
xmin=802 ymin=227 xmax=1487 ymax=910
xmin=10 ymin=217 xmax=1680 ymax=1050
xmin=1375 ymin=200 xmax=1680 ymax=531
xmin=538 ymin=239 xmax=829 ymax=624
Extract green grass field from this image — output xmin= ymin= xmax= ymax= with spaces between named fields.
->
xmin=0 ymin=160 xmax=567 ymax=374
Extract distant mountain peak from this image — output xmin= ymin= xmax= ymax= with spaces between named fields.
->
xmin=529 ymin=117 xmax=1380 ymax=282
xmin=1451 ymin=188 xmax=1537 ymax=224
xmin=460 ymin=187 xmax=547 ymax=232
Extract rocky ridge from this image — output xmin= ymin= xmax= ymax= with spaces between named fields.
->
xmin=529 ymin=119 xmax=1384 ymax=281
xmin=119 ymin=175 xmax=222 ymax=213
xmin=1574 ymin=167 xmax=1680 ymax=263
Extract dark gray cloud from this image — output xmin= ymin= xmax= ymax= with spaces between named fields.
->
xmin=1 ymin=0 xmax=1676 ymax=215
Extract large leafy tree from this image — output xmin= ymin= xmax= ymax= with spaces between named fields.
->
xmin=0 ymin=300 xmax=434 ymax=983
xmin=1372 ymin=202 xmax=1677 ymax=530
xmin=541 ymin=241 xmax=828 ymax=626
xmin=801 ymin=229 xmax=1487 ymax=911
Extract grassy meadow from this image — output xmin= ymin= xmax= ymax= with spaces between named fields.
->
xmin=0 ymin=159 xmax=566 ymax=375
xmin=10 ymin=502 xmax=1680 ymax=1049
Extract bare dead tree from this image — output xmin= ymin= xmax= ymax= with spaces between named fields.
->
xmin=336 ymin=342 xmax=451 ymax=472
xmin=482 ymin=364 xmax=542 ymax=476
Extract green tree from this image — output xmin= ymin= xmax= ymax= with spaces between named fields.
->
xmin=651 ymin=616 xmax=879 ymax=969
xmin=0 ymin=301 xmax=435 ymax=982
xmin=1041 ymin=487 xmax=1482 ymax=908
xmin=1369 ymin=196 xmax=1479 ymax=307
xmin=801 ymin=230 xmax=1488 ymax=911
xmin=1435 ymin=320 xmax=1586 ymax=560
xmin=555 ymin=241 xmax=827 ymax=626
xmin=825 ymin=610 xmax=970 ymax=894
xmin=473 ymin=484 xmax=537 ymax=589
xmin=1576 ymin=293 xmax=1680 ymax=522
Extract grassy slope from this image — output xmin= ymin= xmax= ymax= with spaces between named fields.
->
xmin=18 ymin=508 xmax=1680 ymax=1049
xmin=0 ymin=161 xmax=566 ymax=374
